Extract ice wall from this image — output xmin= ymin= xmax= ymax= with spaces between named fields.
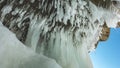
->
xmin=0 ymin=22 xmax=61 ymax=68
xmin=0 ymin=0 xmax=120 ymax=68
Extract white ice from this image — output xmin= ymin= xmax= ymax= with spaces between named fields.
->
xmin=0 ymin=22 xmax=61 ymax=68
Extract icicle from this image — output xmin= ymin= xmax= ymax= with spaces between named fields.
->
xmin=1 ymin=5 xmax=13 ymax=21
xmin=0 ymin=22 xmax=62 ymax=68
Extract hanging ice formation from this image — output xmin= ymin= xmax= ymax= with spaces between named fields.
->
xmin=0 ymin=0 xmax=120 ymax=68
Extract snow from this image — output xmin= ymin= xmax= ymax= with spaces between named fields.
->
xmin=19 ymin=0 xmax=24 ymax=4
xmin=0 ymin=22 xmax=61 ymax=68
xmin=30 ymin=0 xmax=35 ymax=3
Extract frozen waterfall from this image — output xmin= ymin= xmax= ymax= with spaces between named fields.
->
xmin=0 ymin=0 xmax=120 ymax=68
xmin=0 ymin=21 xmax=62 ymax=68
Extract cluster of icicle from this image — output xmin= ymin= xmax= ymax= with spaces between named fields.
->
xmin=0 ymin=0 xmax=120 ymax=68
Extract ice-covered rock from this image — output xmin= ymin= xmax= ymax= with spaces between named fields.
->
xmin=0 ymin=21 xmax=61 ymax=68
xmin=0 ymin=0 xmax=120 ymax=68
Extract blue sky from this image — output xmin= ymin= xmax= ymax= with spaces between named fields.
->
xmin=90 ymin=28 xmax=120 ymax=68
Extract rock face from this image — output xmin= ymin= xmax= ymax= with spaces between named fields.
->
xmin=99 ymin=23 xmax=110 ymax=41
xmin=117 ymin=22 xmax=120 ymax=27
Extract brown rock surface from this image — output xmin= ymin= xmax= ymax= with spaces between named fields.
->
xmin=117 ymin=22 xmax=120 ymax=27
xmin=99 ymin=23 xmax=110 ymax=41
